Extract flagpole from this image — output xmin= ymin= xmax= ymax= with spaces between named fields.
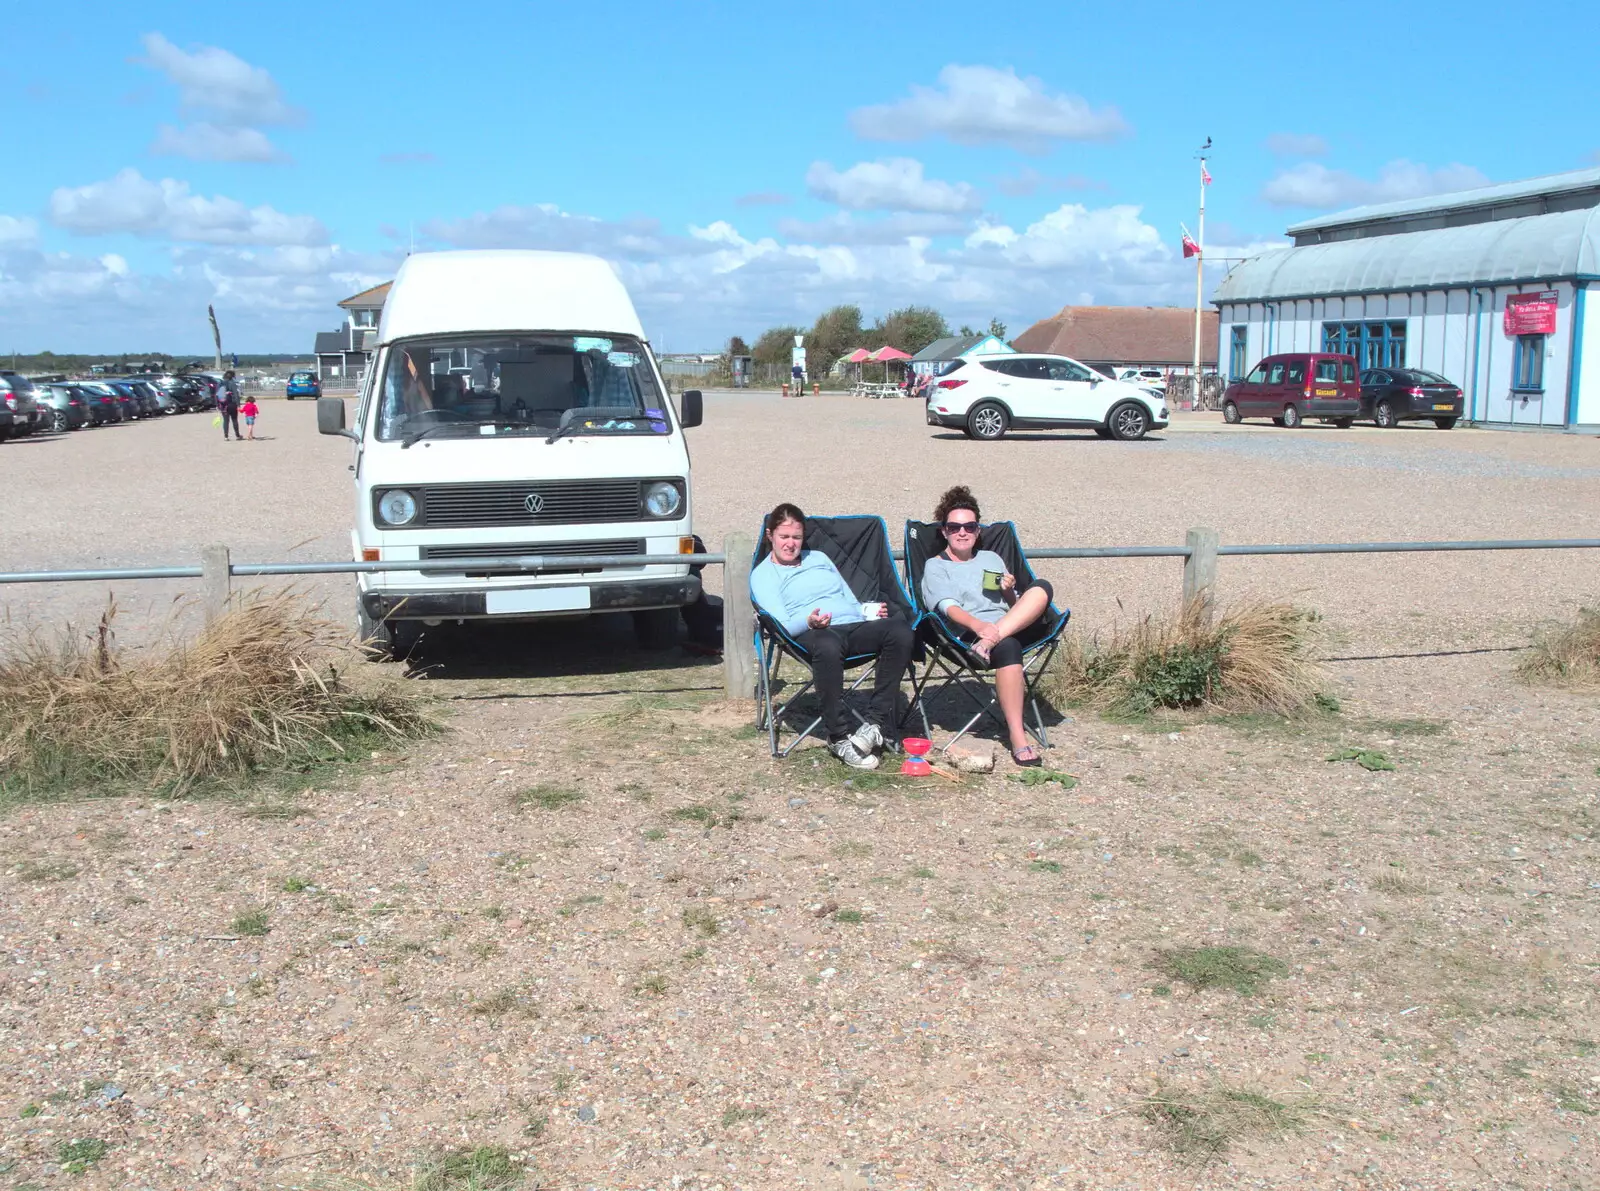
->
xmin=1191 ymin=153 xmax=1207 ymax=407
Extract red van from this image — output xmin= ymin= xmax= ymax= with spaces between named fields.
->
xmin=1221 ymin=352 xmax=1362 ymax=428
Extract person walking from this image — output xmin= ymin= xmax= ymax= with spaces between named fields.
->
xmin=218 ymin=370 xmax=242 ymax=441
xmin=240 ymin=395 xmax=259 ymax=440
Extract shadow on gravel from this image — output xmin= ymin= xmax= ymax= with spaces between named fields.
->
xmin=395 ymin=612 xmax=720 ymax=686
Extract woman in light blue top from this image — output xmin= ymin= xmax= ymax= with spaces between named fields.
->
xmin=920 ymin=485 xmax=1053 ymax=766
xmin=749 ymin=501 xmax=914 ymax=771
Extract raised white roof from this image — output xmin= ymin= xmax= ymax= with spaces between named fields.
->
xmin=1214 ymin=207 xmax=1600 ymax=304
xmin=1286 ymin=166 xmax=1600 ymax=235
xmin=379 ymin=250 xmax=645 ymax=344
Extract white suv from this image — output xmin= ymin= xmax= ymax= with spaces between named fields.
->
xmin=925 ymin=354 xmax=1170 ymax=441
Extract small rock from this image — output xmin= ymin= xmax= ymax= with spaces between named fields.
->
xmin=788 ymin=797 xmax=807 ymax=809
xmin=947 ymin=743 xmax=995 ymax=773
xmin=93 ymin=1085 xmax=124 ymax=1108
xmin=576 ymin=1104 xmax=597 ymax=1124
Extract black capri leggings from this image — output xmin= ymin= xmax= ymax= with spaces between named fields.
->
xmin=960 ymin=578 xmax=1053 ymax=669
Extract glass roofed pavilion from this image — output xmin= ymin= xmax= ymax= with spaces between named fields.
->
xmin=1213 ymin=168 xmax=1600 ymax=430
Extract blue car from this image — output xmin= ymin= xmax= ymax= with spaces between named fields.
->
xmin=286 ymin=370 xmax=322 ymax=400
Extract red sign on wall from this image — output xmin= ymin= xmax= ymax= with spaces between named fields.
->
xmin=1504 ymin=290 xmax=1559 ymax=335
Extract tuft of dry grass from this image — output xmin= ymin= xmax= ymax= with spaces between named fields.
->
xmin=0 ymin=592 xmax=431 ymax=799
xmin=1140 ymin=1083 xmax=1319 ymax=1160
xmin=1518 ymin=606 xmax=1600 ymax=688
xmin=1047 ymin=599 xmax=1324 ymax=717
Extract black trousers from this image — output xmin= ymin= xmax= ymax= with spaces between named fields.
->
xmin=797 ymin=615 xmax=915 ymax=741
xmin=220 ymin=408 xmax=241 ymax=438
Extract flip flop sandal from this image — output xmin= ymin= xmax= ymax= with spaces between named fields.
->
xmin=1011 ymin=745 xmax=1043 ymax=767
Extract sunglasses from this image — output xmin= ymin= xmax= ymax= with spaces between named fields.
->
xmin=941 ymin=520 xmax=981 ymax=534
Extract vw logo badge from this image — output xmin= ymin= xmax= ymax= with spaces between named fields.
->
xmin=523 ymin=492 xmax=545 ymax=515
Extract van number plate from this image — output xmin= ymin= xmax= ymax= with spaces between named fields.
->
xmin=1314 ymin=388 xmax=1337 ymax=397
xmin=485 ymin=587 xmax=592 ymax=614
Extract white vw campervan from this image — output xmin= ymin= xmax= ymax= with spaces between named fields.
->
xmin=318 ymin=250 xmax=703 ymax=658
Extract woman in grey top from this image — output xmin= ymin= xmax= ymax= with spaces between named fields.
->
xmin=921 ymin=485 xmax=1054 ymax=765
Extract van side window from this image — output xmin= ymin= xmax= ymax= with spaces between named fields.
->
xmin=1245 ymin=364 xmax=1268 ymax=383
xmin=1343 ymin=362 xmax=1357 ymax=383
xmin=1315 ymin=361 xmax=1338 ymax=382
xmin=1285 ymin=361 xmax=1306 ymax=384
xmin=1266 ymin=362 xmax=1286 ymax=384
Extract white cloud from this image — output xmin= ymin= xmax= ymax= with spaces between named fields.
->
xmin=0 ymin=215 xmax=40 ymax=248
xmin=1261 ymin=160 xmax=1490 ymax=209
xmin=776 ymin=211 xmax=971 ymax=245
xmin=139 ymin=33 xmax=297 ymax=162
xmin=962 ymin=203 xmax=1168 ymax=276
xmin=805 ymin=159 xmax=981 ymax=214
xmin=1264 ymin=132 xmax=1329 ymax=158
xmin=99 ymin=253 xmax=130 ymax=276
xmin=139 ymin=32 xmax=298 ymax=125
xmin=48 ymin=169 xmax=328 ymax=246
xmin=850 ymin=64 xmax=1127 ymax=153
xmin=151 ymin=122 xmax=286 ymax=163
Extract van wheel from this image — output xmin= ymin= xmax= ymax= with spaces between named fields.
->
xmin=1374 ymin=400 xmax=1398 ymax=428
xmin=1223 ymin=401 xmax=1241 ymax=424
xmin=1281 ymin=404 xmax=1303 ymax=428
xmin=967 ymin=402 xmax=1008 ymax=440
xmin=1434 ymin=417 xmax=1457 ymax=430
xmin=1332 ymin=417 xmax=1354 ymax=429
xmin=1271 ymin=417 xmax=1285 ymax=426
xmin=357 ymin=606 xmax=420 ymax=662
xmin=633 ymin=608 xmax=680 ymax=650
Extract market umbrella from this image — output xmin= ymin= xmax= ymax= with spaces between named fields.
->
xmin=870 ymin=345 xmax=911 ymax=383
xmin=844 ymin=347 xmax=871 ymax=385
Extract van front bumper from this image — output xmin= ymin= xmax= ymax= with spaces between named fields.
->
xmin=362 ymin=575 xmax=700 ymax=621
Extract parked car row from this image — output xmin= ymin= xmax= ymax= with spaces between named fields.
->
xmin=925 ymin=352 xmax=1171 ymax=441
xmin=1221 ymin=353 xmax=1464 ymax=430
xmin=0 ymin=370 xmax=213 ymax=440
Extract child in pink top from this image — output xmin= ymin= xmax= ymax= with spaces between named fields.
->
xmin=240 ymin=398 xmax=259 ymax=440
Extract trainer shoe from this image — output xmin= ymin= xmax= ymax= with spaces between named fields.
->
xmin=829 ymin=737 xmax=880 ymax=770
xmin=848 ymin=721 xmax=885 ymax=755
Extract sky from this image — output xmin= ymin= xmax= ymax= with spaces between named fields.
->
xmin=3 ymin=0 xmax=1598 ymax=355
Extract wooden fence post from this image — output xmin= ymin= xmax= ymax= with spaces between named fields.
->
xmin=201 ymin=543 xmax=232 ymax=622
xmin=722 ymin=532 xmax=756 ymax=701
xmin=1182 ymin=527 xmax=1219 ymax=619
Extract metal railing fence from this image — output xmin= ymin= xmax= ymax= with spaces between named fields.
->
xmin=2 ymin=530 xmax=1597 ymax=699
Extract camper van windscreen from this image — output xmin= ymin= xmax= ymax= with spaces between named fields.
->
xmin=374 ymin=334 xmax=667 ymax=442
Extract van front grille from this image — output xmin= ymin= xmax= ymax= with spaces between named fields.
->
xmin=417 ymin=480 xmax=643 ymax=528
xmin=419 ymin=538 xmax=647 ymax=576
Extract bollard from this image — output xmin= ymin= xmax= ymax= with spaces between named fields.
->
xmin=722 ymin=531 xmax=756 ymax=700
xmin=201 ymin=543 xmax=233 ymax=622
xmin=1182 ymin=527 xmax=1219 ymax=620
xmin=812 ymin=383 xmax=820 ymax=396
xmin=781 ymin=383 xmax=789 ymax=398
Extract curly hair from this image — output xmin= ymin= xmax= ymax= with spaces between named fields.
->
xmin=933 ymin=485 xmax=980 ymax=525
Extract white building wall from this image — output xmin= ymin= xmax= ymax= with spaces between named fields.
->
xmin=1217 ymin=280 xmax=1590 ymax=428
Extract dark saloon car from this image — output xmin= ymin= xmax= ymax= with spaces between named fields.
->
xmin=80 ymin=382 xmax=128 ymax=422
xmin=0 ymin=370 xmax=41 ymax=438
xmin=1359 ymin=368 xmax=1464 ymax=429
xmin=151 ymin=375 xmax=204 ymax=411
xmin=38 ymin=383 xmax=90 ymax=431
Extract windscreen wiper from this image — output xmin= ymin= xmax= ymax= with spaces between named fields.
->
xmin=400 ymin=424 xmax=457 ymax=449
xmin=545 ymin=406 xmax=649 ymax=445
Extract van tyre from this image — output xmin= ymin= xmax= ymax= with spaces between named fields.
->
xmin=633 ymin=607 xmax=680 ymax=650
xmin=967 ymin=402 xmax=1008 ymax=441
xmin=1108 ymin=401 xmax=1151 ymax=441
xmin=1281 ymin=404 xmax=1302 ymax=428
xmin=1434 ymin=417 xmax=1457 ymax=430
xmin=1223 ymin=401 xmax=1241 ymax=423
xmin=1374 ymin=400 xmax=1398 ymax=428
xmin=356 ymin=606 xmax=420 ymax=662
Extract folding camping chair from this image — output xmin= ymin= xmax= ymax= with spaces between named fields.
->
xmin=752 ymin=515 xmax=926 ymax=757
xmin=903 ymin=520 xmax=1070 ymax=753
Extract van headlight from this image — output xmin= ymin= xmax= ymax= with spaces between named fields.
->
xmin=375 ymin=489 xmax=418 ymax=526
xmin=643 ymin=480 xmax=683 ymax=519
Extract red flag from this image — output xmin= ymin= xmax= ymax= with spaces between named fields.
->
xmin=1201 ymin=162 xmax=1212 ymax=186
xmin=1181 ymin=225 xmax=1201 ymax=258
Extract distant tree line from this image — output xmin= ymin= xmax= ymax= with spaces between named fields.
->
xmin=730 ymin=307 xmax=1010 ymax=378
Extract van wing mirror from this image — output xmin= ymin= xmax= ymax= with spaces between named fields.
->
xmin=317 ymin=396 xmax=359 ymax=441
xmin=679 ymin=389 xmax=703 ymax=429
